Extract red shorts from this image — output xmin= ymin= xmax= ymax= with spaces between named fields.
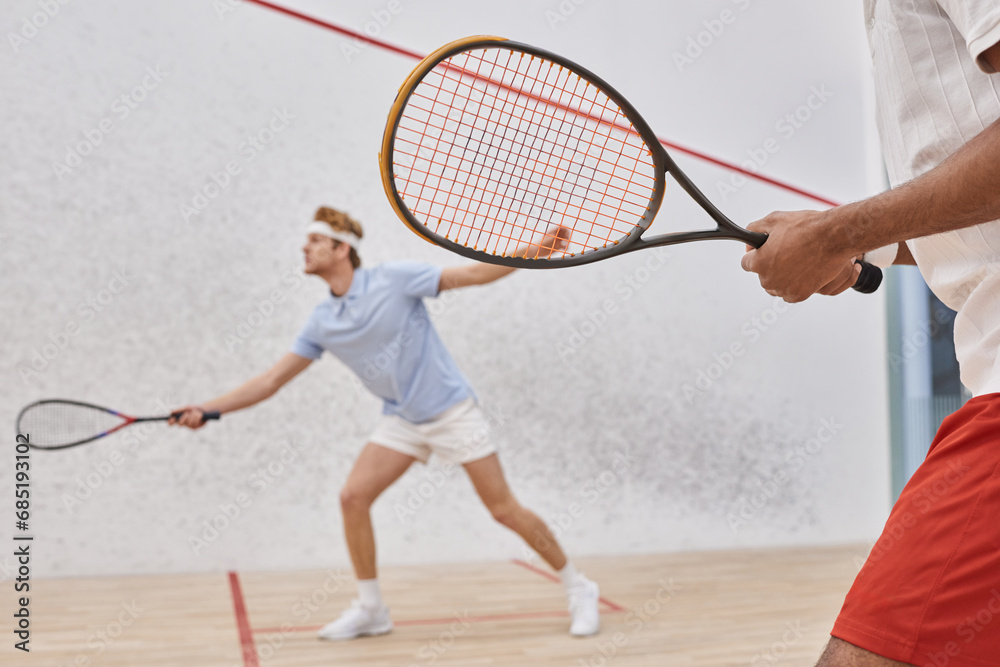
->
xmin=833 ymin=393 xmax=1000 ymax=667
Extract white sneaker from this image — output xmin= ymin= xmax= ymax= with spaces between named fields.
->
xmin=317 ymin=600 xmax=393 ymax=641
xmin=567 ymin=577 xmax=601 ymax=637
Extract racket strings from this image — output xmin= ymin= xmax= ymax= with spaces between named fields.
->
xmin=17 ymin=402 xmax=124 ymax=448
xmin=392 ymin=47 xmax=657 ymax=258
xmin=397 ymin=72 xmax=638 ymax=241
xmin=434 ymin=59 xmax=597 ymax=253
xmin=410 ymin=51 xmax=645 ymax=248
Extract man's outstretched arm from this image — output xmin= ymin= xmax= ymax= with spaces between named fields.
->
xmin=437 ymin=225 xmax=570 ymax=292
xmin=170 ymin=352 xmax=312 ymax=428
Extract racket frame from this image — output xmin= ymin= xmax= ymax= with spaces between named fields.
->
xmin=379 ymin=35 xmax=768 ymax=269
xmin=15 ymin=399 xmax=219 ymax=451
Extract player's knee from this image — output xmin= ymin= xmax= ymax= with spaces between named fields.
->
xmin=488 ymin=499 xmax=521 ymax=528
xmin=339 ymin=487 xmax=372 ymax=513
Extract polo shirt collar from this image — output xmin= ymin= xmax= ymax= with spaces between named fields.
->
xmin=329 ymin=268 xmax=365 ymax=305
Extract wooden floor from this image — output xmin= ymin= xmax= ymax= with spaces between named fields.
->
xmin=7 ymin=544 xmax=870 ymax=666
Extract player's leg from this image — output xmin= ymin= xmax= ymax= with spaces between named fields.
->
xmin=463 ymin=453 xmax=566 ymax=568
xmin=341 ymin=443 xmax=416 ymax=579
xmin=463 ymin=452 xmax=601 ymax=636
xmin=319 ymin=442 xmax=416 ymax=641
xmin=828 ymin=394 xmax=1000 ymax=664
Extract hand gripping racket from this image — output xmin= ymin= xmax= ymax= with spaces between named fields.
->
xmin=15 ymin=399 xmax=220 ymax=450
xmin=379 ymin=36 xmax=882 ymax=293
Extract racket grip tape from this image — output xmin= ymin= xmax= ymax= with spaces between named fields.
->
xmin=852 ymin=260 xmax=882 ymax=294
xmin=168 ymin=410 xmax=222 ymax=423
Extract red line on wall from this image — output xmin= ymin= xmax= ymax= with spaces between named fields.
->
xmin=242 ymin=0 xmax=842 ymax=208
xmin=657 ymin=138 xmax=840 ymax=207
xmin=242 ymin=0 xmax=423 ymax=59
xmin=228 ymin=571 xmax=260 ymax=667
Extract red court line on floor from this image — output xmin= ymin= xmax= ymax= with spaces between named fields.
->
xmin=240 ymin=0 xmax=841 ymax=209
xmin=511 ymin=559 xmax=627 ymax=612
xmin=253 ymin=609 xmax=598 ymax=635
xmin=228 ymin=571 xmax=261 ymax=667
xmin=249 ymin=560 xmax=627 ymax=635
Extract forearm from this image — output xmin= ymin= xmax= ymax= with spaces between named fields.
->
xmin=470 ymin=262 xmax=516 ymax=285
xmin=437 ymin=229 xmax=569 ymax=291
xmin=826 ymin=118 xmax=1000 ymax=256
xmin=200 ymin=375 xmax=279 ymax=415
xmin=441 ymin=262 xmax=517 ymax=290
xmin=460 ymin=239 xmax=548 ymax=285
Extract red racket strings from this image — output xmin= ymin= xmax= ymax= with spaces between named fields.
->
xmin=391 ymin=48 xmax=657 ymax=259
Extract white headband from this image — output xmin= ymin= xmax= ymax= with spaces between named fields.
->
xmin=306 ymin=222 xmax=362 ymax=249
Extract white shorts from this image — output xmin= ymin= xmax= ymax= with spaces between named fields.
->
xmin=369 ymin=399 xmax=497 ymax=465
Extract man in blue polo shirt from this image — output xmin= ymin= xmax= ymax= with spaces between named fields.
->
xmin=171 ymin=206 xmax=601 ymax=640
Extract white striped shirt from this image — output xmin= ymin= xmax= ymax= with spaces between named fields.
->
xmin=866 ymin=0 xmax=1000 ymax=396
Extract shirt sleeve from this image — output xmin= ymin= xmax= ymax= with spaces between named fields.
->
xmin=863 ymin=243 xmax=899 ymax=269
xmin=290 ymin=316 xmax=323 ymax=360
xmin=384 ymin=261 xmax=443 ymax=299
xmin=937 ymin=1 xmax=1000 ymax=72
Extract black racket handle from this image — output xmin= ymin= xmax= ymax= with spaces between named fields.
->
xmin=167 ymin=410 xmax=222 ymax=423
xmin=852 ymin=261 xmax=883 ymax=294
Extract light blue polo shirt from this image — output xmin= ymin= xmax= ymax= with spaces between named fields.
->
xmin=290 ymin=261 xmax=473 ymax=423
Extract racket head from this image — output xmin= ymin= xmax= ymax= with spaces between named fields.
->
xmin=15 ymin=399 xmax=129 ymax=450
xmin=380 ymin=36 xmax=667 ymax=268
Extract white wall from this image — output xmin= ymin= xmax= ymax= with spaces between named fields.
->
xmin=1 ymin=0 xmax=890 ymax=578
